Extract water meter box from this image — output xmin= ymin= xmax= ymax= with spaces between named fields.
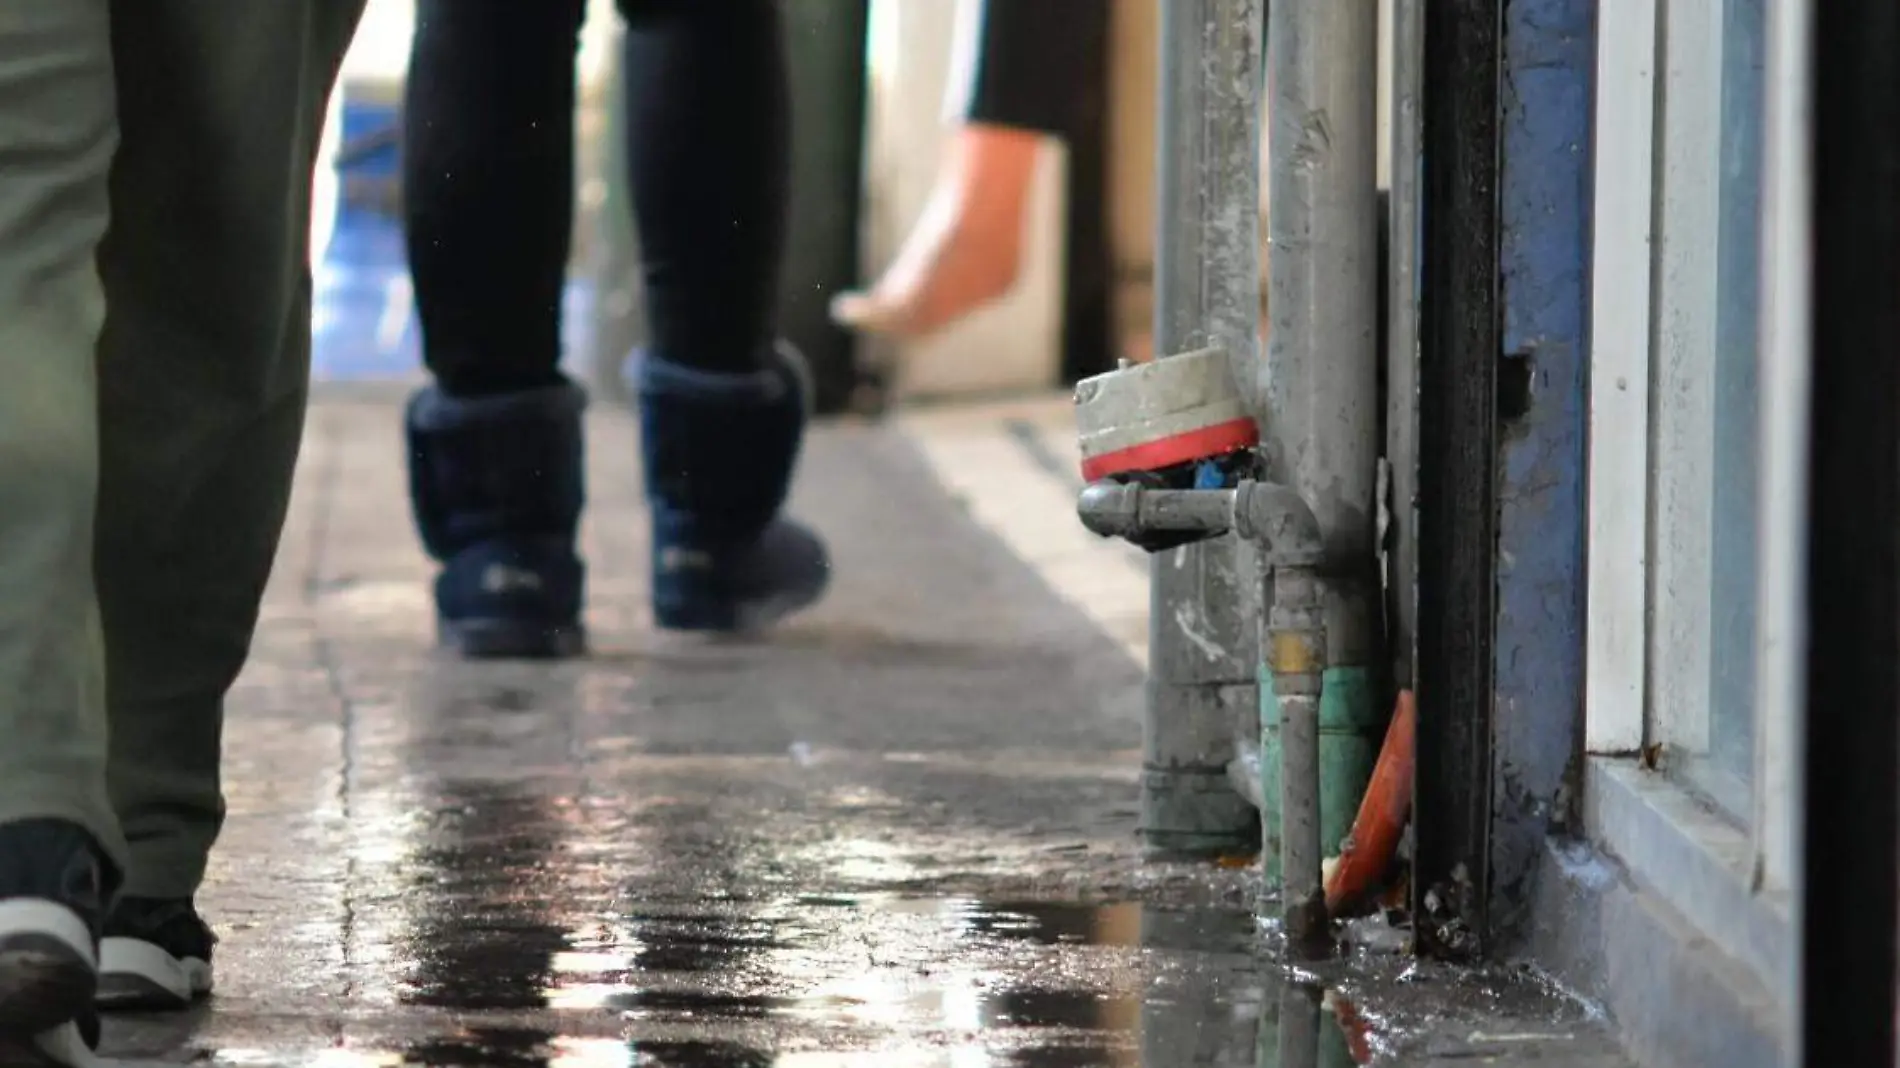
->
xmin=1073 ymin=345 xmax=1260 ymax=488
xmin=1073 ymin=346 xmax=1260 ymax=552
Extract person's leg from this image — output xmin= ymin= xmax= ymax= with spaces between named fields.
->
xmin=620 ymin=0 xmax=789 ymax=376
xmin=830 ymin=0 xmax=1080 ymax=340
xmin=618 ymin=0 xmax=828 ymax=632
xmin=401 ymin=0 xmax=590 ymax=659
xmin=0 ymin=2 xmax=124 ymax=1054
xmin=405 ymin=0 xmax=582 ymax=396
xmin=90 ymin=0 xmax=365 ymax=1013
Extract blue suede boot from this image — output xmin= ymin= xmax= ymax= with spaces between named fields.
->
xmin=405 ymin=379 xmax=588 ymax=658
xmin=629 ymin=344 xmax=830 ymax=632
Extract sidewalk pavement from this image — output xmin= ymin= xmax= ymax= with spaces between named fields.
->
xmin=98 ymin=386 xmax=1633 ymax=1068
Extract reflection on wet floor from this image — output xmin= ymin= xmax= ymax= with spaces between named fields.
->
xmin=377 ymin=786 xmax=1266 ymax=1066
xmin=109 ymin=777 xmax=1357 ymax=1067
xmin=105 ymin=719 xmax=1621 ymax=1067
xmin=164 ymin=885 xmax=1353 ymax=1067
xmin=87 ymin=657 xmax=1632 ymax=1068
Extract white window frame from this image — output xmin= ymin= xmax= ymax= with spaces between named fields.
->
xmin=1583 ymin=0 xmax=1658 ymax=757
xmin=1748 ymin=0 xmax=1807 ymax=908
xmin=1646 ymin=0 xmax=1726 ymax=794
xmin=1583 ymin=0 xmax=1807 ymax=1000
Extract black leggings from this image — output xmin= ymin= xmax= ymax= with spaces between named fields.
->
xmin=404 ymin=0 xmax=790 ymax=395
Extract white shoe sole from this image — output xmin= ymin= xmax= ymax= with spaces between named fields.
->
xmin=96 ymin=938 xmax=211 ymax=1011
xmin=0 ymin=901 xmax=96 ymax=1038
xmin=0 ymin=903 xmax=92 ymax=970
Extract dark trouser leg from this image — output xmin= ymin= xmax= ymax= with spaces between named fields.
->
xmin=0 ymin=0 xmax=363 ymax=907
xmin=0 ymin=5 xmax=362 ymax=1040
xmin=96 ymin=0 xmax=369 ymax=899
xmin=0 ymin=7 xmax=122 ymax=933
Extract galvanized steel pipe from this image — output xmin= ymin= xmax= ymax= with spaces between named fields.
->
xmin=1257 ymin=0 xmax=1385 ymax=940
xmin=1269 ymin=564 xmax=1332 ymax=958
xmin=1143 ymin=0 xmax=1268 ymax=853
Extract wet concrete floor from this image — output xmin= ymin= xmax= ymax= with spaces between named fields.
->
xmin=96 ymin=392 xmax=1631 ymax=1067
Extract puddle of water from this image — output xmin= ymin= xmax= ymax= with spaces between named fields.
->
xmin=159 ymin=895 xmax=1368 ymax=1068
xmin=124 ymin=782 xmax=1376 ymax=1068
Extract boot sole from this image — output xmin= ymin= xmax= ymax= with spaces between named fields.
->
xmin=0 ymin=904 xmax=96 ymax=1038
xmin=653 ymin=581 xmax=828 ymax=634
xmin=439 ymin=618 xmax=587 ymax=660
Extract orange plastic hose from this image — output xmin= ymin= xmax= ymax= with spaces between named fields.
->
xmin=1324 ymin=689 xmax=1417 ymax=915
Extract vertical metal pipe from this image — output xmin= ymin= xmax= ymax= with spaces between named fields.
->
xmin=1262 ymin=0 xmax=1385 ymax=873
xmin=1263 ymin=0 xmax=1381 ymax=557
xmin=1271 ymin=565 xmax=1331 ymax=958
xmin=1145 ymin=0 xmax=1265 ymax=853
xmin=1385 ymin=0 xmax=1424 ymax=693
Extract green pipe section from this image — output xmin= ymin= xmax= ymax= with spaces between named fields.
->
xmin=1259 ymin=663 xmax=1383 ymax=885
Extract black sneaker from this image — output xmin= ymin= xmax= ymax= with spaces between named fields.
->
xmin=0 ymin=819 xmax=107 ymax=1062
xmin=96 ymin=899 xmax=214 ymax=1011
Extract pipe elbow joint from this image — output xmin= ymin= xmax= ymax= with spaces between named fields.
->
xmin=1234 ymin=481 xmax=1324 ymax=566
xmin=1076 ymin=481 xmax=1139 ymax=538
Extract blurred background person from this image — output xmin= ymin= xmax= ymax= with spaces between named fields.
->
xmin=831 ymin=0 xmax=1080 ymax=342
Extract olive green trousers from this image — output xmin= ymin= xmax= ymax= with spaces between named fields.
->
xmin=0 ymin=2 xmax=365 ymax=897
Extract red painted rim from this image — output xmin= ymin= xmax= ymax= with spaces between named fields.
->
xmin=1079 ymin=418 xmax=1260 ymax=482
